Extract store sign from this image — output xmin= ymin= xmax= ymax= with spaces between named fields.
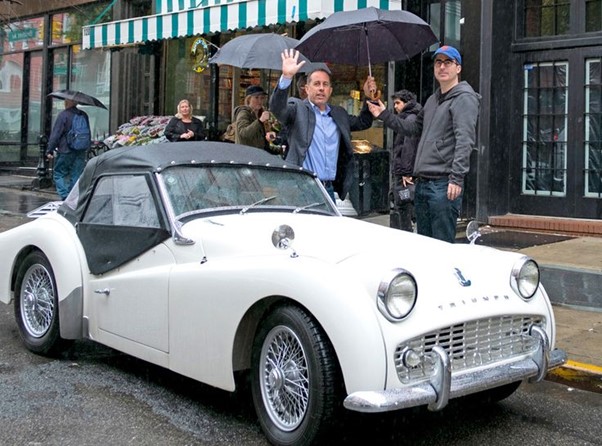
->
xmin=8 ymin=28 xmax=38 ymax=42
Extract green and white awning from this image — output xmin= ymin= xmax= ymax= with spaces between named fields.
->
xmin=82 ymin=0 xmax=403 ymax=50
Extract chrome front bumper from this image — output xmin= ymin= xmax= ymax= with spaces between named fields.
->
xmin=344 ymin=327 xmax=567 ymax=413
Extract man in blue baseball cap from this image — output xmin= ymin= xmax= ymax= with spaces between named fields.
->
xmin=367 ymin=44 xmax=480 ymax=243
xmin=433 ymin=45 xmax=462 ymax=65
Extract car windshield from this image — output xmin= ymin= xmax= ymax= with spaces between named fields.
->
xmin=160 ymin=165 xmax=337 ymax=219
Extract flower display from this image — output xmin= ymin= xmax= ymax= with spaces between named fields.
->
xmin=103 ymin=115 xmax=172 ymax=149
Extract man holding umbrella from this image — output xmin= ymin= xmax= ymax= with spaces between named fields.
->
xmin=46 ymin=99 xmax=91 ymax=200
xmin=270 ymin=49 xmax=376 ymax=201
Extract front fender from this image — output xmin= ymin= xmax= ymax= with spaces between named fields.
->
xmin=168 ymin=254 xmax=387 ymax=394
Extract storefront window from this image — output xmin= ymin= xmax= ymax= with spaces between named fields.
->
xmin=165 ymin=37 xmax=212 ymax=127
xmin=70 ymin=45 xmax=110 ymax=139
xmin=0 ymin=52 xmax=23 ymax=161
xmin=27 ymin=52 xmax=44 ymax=152
xmin=51 ymin=3 xmax=113 ymax=46
xmin=443 ymin=0 xmax=462 ymax=48
xmin=586 ymin=0 xmax=602 ymax=32
xmin=524 ymin=0 xmax=570 ymax=37
xmin=50 ymin=48 xmax=69 ymax=128
xmin=585 ymin=58 xmax=601 ymax=197
xmin=0 ymin=17 xmax=44 ymax=54
xmin=522 ymin=61 xmax=568 ymax=196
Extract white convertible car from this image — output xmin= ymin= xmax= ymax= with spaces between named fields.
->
xmin=0 ymin=142 xmax=566 ymax=445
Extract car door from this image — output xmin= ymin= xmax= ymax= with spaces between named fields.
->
xmin=79 ymin=173 xmax=174 ymax=360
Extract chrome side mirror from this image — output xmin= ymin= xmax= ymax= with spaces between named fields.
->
xmin=272 ymin=224 xmax=298 ymax=258
xmin=466 ymin=220 xmax=482 ymax=245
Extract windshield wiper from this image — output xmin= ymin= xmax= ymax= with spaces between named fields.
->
xmin=293 ymin=202 xmax=326 ymax=214
xmin=240 ymin=195 xmax=278 ymax=215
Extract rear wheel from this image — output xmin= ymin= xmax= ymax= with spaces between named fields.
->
xmin=251 ymin=305 xmax=342 ymax=446
xmin=14 ymin=252 xmax=69 ymax=356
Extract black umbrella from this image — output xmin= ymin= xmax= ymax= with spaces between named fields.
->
xmin=296 ymin=7 xmax=438 ymax=77
xmin=209 ymin=33 xmax=329 ymax=73
xmin=48 ymin=89 xmax=107 ymax=109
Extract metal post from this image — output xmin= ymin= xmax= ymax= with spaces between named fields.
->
xmin=32 ymin=134 xmax=53 ymax=189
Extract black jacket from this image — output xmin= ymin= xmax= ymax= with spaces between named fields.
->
xmin=164 ymin=117 xmax=206 ymax=142
xmin=392 ymin=101 xmax=422 ymax=178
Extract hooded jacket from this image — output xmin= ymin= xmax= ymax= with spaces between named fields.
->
xmin=391 ymin=100 xmax=422 ymax=178
xmin=379 ymin=81 xmax=480 ymax=187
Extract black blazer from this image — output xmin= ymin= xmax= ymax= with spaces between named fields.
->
xmin=164 ymin=117 xmax=206 ymax=142
xmin=270 ymin=87 xmax=373 ymax=200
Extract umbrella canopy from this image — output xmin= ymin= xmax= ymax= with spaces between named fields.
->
xmin=296 ymin=7 xmax=438 ymax=71
xmin=48 ymin=89 xmax=107 ymax=109
xmin=209 ymin=33 xmax=329 ymax=73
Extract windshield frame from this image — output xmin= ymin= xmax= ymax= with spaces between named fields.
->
xmin=157 ymin=164 xmax=339 ymax=222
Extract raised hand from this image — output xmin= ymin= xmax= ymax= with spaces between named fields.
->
xmin=281 ymin=49 xmax=306 ymax=79
xmin=363 ymin=76 xmax=379 ymax=99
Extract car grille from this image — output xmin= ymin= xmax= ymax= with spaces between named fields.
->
xmin=394 ymin=315 xmax=545 ymax=384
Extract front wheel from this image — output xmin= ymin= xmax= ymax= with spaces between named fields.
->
xmin=251 ymin=305 xmax=342 ymax=446
xmin=14 ymin=251 xmax=69 ymax=356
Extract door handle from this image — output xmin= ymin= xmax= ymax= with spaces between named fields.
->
xmin=94 ymin=288 xmax=111 ymax=296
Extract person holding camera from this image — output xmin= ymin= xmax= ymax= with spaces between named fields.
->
xmin=389 ymin=90 xmax=421 ymax=232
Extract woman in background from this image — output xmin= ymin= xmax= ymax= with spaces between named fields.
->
xmin=165 ymin=99 xmax=206 ymax=142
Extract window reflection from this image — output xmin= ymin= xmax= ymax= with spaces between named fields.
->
xmin=585 ymin=58 xmax=602 ymax=197
xmin=522 ymin=61 xmax=568 ymax=196
xmin=70 ymin=45 xmax=110 ymax=139
xmin=524 ymin=0 xmax=570 ymax=37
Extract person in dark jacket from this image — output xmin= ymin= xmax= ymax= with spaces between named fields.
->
xmin=164 ymin=99 xmax=205 ymax=142
xmin=45 ymin=99 xmax=90 ymax=200
xmin=389 ymin=90 xmax=421 ymax=232
xmin=368 ymin=45 xmax=480 ymax=243
xmin=270 ymin=49 xmax=375 ymax=201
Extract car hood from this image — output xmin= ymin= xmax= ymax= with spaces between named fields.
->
xmin=181 ymin=213 xmax=522 ymax=279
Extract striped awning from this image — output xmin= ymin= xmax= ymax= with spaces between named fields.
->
xmin=82 ymin=0 xmax=403 ymax=50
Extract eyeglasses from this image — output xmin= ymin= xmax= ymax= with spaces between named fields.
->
xmin=434 ymin=59 xmax=457 ymax=67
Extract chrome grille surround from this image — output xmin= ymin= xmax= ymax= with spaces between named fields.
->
xmin=394 ymin=315 xmax=545 ymax=384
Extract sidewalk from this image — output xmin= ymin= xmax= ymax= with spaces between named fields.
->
xmin=1 ymin=172 xmax=601 ymax=393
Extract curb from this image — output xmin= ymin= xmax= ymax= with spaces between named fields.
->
xmin=546 ymin=360 xmax=602 ymax=393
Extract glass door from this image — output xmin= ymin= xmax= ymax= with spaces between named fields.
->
xmin=26 ymin=50 xmax=44 ymax=159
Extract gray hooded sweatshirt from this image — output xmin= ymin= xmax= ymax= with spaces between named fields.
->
xmin=379 ymin=81 xmax=480 ymax=188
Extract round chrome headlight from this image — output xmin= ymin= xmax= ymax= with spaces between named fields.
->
xmin=510 ymin=258 xmax=540 ymax=300
xmin=377 ymin=270 xmax=417 ymax=321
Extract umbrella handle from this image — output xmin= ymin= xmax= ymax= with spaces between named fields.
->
xmin=363 ymin=24 xmax=381 ymax=100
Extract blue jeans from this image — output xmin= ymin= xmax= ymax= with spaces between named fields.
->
xmin=414 ymin=178 xmax=461 ymax=243
xmin=53 ymin=151 xmax=87 ymax=200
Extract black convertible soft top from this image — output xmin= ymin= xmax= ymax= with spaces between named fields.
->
xmin=59 ymin=141 xmax=305 ymax=222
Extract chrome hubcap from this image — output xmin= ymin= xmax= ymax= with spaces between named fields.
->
xmin=260 ymin=326 xmax=309 ymax=431
xmin=21 ymin=264 xmax=55 ymax=338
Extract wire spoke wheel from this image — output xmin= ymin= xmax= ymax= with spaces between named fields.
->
xmin=260 ymin=325 xmax=310 ymax=431
xmin=20 ymin=263 xmax=56 ymax=338
xmin=14 ymin=252 xmax=69 ymax=356
xmin=251 ymin=305 xmax=342 ymax=446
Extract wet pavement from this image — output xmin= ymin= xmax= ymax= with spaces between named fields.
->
xmin=0 ymin=183 xmax=55 ymax=215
